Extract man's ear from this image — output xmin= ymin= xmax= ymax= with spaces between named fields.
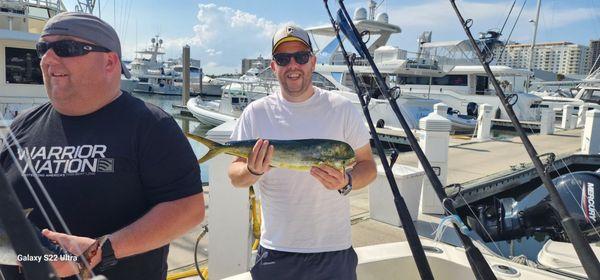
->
xmin=270 ymin=59 xmax=277 ymax=73
xmin=106 ymin=52 xmax=121 ymax=75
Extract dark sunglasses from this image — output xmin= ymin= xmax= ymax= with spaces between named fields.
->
xmin=36 ymin=40 xmax=111 ymax=58
xmin=273 ymin=51 xmax=312 ymax=66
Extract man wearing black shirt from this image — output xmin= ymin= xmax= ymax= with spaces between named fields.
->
xmin=0 ymin=12 xmax=205 ymax=279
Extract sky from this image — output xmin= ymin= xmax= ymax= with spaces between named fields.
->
xmin=60 ymin=0 xmax=600 ymax=74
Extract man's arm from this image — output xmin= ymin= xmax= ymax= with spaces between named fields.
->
xmin=310 ymin=143 xmax=376 ymax=191
xmin=109 ymin=192 xmax=205 ymax=258
xmin=43 ymin=193 xmax=205 ymax=276
xmin=228 ymin=139 xmax=273 ymax=188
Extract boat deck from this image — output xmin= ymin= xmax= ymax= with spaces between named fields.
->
xmin=167 ymin=127 xmax=590 ymax=272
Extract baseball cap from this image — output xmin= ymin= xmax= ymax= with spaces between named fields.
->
xmin=272 ymin=24 xmax=312 ymax=54
xmin=41 ymin=12 xmax=131 ymax=78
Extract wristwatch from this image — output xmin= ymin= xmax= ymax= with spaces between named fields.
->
xmin=338 ymin=170 xmax=353 ymax=196
xmin=96 ymin=236 xmax=118 ymax=272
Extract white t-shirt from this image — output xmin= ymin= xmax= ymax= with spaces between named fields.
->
xmin=230 ymin=86 xmax=371 ymax=253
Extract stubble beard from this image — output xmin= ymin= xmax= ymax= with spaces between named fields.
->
xmin=280 ymin=72 xmax=311 ymax=98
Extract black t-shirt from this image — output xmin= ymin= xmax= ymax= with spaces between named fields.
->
xmin=0 ymin=92 xmax=203 ymax=279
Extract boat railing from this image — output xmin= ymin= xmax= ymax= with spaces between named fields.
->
xmin=328 ymin=50 xmax=444 ymax=71
xmin=1 ymin=0 xmax=65 ymax=12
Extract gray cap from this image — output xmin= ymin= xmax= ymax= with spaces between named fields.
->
xmin=41 ymin=12 xmax=131 ymax=78
xmin=272 ymin=24 xmax=312 ymax=54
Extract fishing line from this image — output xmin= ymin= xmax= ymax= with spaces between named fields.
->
xmin=0 ymin=119 xmax=93 ymax=280
xmin=499 ymin=0 xmax=517 ymax=36
xmin=456 ymin=192 xmax=506 ymax=258
xmin=497 ymin=0 xmax=528 ymax=63
xmin=0 ymin=128 xmax=57 ymax=233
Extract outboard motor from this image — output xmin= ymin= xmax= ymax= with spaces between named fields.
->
xmin=466 ymin=102 xmax=478 ymax=117
xmin=468 ymin=171 xmax=600 ymax=243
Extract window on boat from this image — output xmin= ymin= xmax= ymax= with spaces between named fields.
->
xmin=311 ymin=73 xmax=337 ymax=90
xmin=581 ymin=89 xmax=600 ymax=103
xmin=432 ymin=75 xmax=468 ymax=86
xmin=476 ymin=75 xmax=489 ymax=95
xmin=5 ymin=47 xmax=43 ymax=85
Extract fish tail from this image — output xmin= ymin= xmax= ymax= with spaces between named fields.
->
xmin=186 ymin=133 xmax=225 ymax=163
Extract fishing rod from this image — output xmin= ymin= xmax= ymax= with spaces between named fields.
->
xmin=0 ymin=167 xmax=59 ymax=280
xmin=322 ymin=2 xmax=435 ymax=279
xmin=322 ymin=2 xmax=434 ymax=279
xmin=329 ymin=1 xmax=497 ymax=279
xmin=449 ymin=1 xmax=600 ymax=278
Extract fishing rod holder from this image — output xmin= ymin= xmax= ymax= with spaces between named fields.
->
xmin=360 ymin=30 xmax=371 ymax=44
xmin=464 ymin=18 xmax=473 ymax=28
xmin=388 ymin=86 xmax=401 ymax=102
xmin=537 ymin=152 xmax=556 ymax=174
xmin=504 ymin=94 xmax=518 ymax=107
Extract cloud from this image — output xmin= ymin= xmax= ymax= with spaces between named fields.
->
xmin=158 ymin=3 xmax=288 ymax=74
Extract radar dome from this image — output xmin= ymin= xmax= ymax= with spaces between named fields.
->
xmin=376 ymin=13 xmax=389 ymax=23
xmin=354 ymin=8 xmax=367 ymax=20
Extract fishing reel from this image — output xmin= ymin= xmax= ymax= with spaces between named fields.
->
xmin=467 ymin=171 xmax=600 ymax=243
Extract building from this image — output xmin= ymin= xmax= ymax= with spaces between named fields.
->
xmin=588 ymin=39 xmax=600 ymax=74
xmin=241 ymin=55 xmax=270 ymax=74
xmin=494 ymin=42 xmax=589 ymax=75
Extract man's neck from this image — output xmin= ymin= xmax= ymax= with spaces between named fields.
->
xmin=281 ymin=86 xmax=315 ymax=103
xmin=54 ymin=88 xmax=122 ymax=116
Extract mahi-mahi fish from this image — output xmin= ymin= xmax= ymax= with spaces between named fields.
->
xmin=187 ymin=134 xmax=356 ymax=171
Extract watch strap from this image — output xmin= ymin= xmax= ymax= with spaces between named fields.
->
xmin=97 ymin=235 xmax=118 ymax=271
xmin=338 ymin=170 xmax=353 ymax=196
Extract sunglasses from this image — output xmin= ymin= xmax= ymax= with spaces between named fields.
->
xmin=273 ymin=51 xmax=312 ymax=66
xmin=36 ymin=40 xmax=111 ymax=58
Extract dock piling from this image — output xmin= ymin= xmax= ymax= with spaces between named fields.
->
xmin=476 ymin=103 xmax=493 ymax=141
xmin=562 ymin=105 xmax=575 ymax=130
xmin=418 ymin=103 xmax=450 ymax=215
xmin=578 ymin=103 xmax=590 ymax=128
xmin=582 ymin=109 xmax=600 ymax=155
xmin=540 ymin=108 xmax=555 ymax=135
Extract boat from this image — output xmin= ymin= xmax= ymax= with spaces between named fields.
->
xmin=220 ymin=238 xmax=573 ymax=280
xmin=120 ymin=75 xmax=139 ymax=93
xmin=0 ymin=0 xmax=66 ymax=125
xmin=305 ymin=11 xmax=543 ymax=123
xmin=129 ymin=36 xmax=183 ymax=95
xmin=532 ymin=68 xmax=600 ymax=113
xmin=200 ymin=76 xmax=225 ymax=97
xmin=186 ymin=67 xmax=276 ymax=127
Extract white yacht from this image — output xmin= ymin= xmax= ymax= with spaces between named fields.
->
xmin=129 ymin=36 xmax=182 ymax=95
xmin=187 ymin=66 xmax=276 ymax=127
xmin=200 ymin=76 xmax=225 ymax=97
xmin=0 ymin=0 xmax=65 ymax=124
xmin=306 ymin=9 xmax=542 ymax=123
xmin=532 ymin=69 xmax=600 ymax=113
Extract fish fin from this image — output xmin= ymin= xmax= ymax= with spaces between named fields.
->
xmin=186 ymin=133 xmax=225 ymax=163
xmin=198 ymin=149 xmax=224 ymax=163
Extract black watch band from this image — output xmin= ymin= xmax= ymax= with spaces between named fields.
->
xmin=97 ymin=236 xmax=118 ymax=272
xmin=338 ymin=170 xmax=353 ymax=196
